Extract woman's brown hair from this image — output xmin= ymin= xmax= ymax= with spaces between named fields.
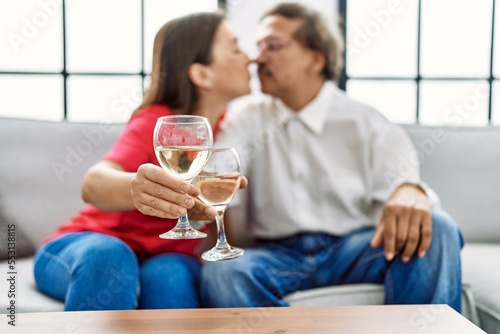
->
xmin=137 ymin=12 xmax=225 ymax=115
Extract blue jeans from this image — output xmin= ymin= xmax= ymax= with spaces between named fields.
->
xmin=34 ymin=232 xmax=201 ymax=311
xmin=201 ymin=209 xmax=464 ymax=311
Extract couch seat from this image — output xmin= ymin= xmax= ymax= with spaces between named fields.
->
xmin=461 ymin=243 xmax=500 ymax=334
xmin=1 ymin=258 xmax=64 ymax=313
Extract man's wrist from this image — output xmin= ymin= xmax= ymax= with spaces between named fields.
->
xmin=399 ymin=181 xmax=441 ymax=208
xmin=400 ymin=182 xmax=427 ymax=196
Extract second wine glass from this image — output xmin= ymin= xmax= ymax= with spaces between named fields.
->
xmin=194 ymin=148 xmax=244 ymax=261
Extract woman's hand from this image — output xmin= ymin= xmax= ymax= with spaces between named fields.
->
xmin=131 ymin=163 xmax=215 ymax=219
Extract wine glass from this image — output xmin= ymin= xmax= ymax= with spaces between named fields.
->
xmin=194 ymin=148 xmax=244 ymax=261
xmin=153 ymin=115 xmax=213 ymax=239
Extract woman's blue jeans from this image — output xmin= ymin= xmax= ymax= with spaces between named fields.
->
xmin=201 ymin=209 xmax=464 ymax=311
xmin=34 ymin=232 xmax=201 ymax=311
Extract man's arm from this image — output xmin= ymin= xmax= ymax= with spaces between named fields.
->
xmin=368 ymin=123 xmax=435 ymax=262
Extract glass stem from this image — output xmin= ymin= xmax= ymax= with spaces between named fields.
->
xmin=176 ymin=179 xmax=193 ymax=229
xmin=215 ymin=209 xmax=230 ymax=251
xmin=177 ymin=214 xmax=190 ymax=229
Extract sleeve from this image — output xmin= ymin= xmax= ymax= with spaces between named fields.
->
xmin=102 ymin=111 xmax=156 ymax=172
xmin=370 ymin=122 xmax=440 ymax=209
xmin=403 ymin=181 xmax=441 ymax=208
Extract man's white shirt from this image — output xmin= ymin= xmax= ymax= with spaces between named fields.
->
xmin=216 ymin=81 xmax=438 ymax=239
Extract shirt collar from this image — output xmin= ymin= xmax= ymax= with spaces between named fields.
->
xmin=274 ymin=81 xmax=336 ymax=135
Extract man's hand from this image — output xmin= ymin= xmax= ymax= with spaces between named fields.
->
xmin=188 ymin=198 xmax=217 ymax=221
xmin=370 ymin=183 xmax=432 ymax=263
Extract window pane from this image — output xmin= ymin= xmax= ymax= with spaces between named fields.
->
xmin=495 ymin=1 xmax=500 ymax=78
xmin=144 ymin=0 xmax=218 ymax=73
xmin=421 ymin=0 xmax=492 ymax=78
xmin=346 ymin=80 xmax=417 ymax=124
xmin=66 ymin=0 xmax=141 ymax=73
xmin=347 ymin=0 xmax=418 ymax=77
xmin=493 ymin=81 xmax=500 ymax=125
xmin=420 ymin=81 xmax=489 ymax=126
xmin=0 ymin=75 xmax=63 ymax=120
xmin=67 ymin=76 xmax=143 ymax=123
xmin=144 ymin=75 xmax=151 ymax=91
xmin=0 ymin=0 xmax=63 ymax=72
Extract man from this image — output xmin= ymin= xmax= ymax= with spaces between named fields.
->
xmin=201 ymin=3 xmax=463 ymax=310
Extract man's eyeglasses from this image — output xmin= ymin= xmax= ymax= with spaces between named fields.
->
xmin=256 ymin=38 xmax=301 ymax=54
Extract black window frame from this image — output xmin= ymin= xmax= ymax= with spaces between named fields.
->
xmin=338 ymin=0 xmax=498 ymax=124
xmin=0 ymin=0 xmax=148 ymax=121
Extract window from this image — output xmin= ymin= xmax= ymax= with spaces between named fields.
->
xmin=3 ymin=0 xmax=497 ymax=124
xmin=341 ymin=0 xmax=498 ymax=126
xmin=0 ymin=0 xmax=218 ymax=122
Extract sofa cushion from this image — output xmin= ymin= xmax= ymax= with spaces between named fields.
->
xmin=284 ymin=282 xmax=478 ymax=326
xmin=461 ymin=243 xmax=500 ymax=334
xmin=0 ymin=118 xmax=124 ymax=247
xmin=285 ymin=284 xmax=384 ymax=306
xmin=0 ymin=206 xmax=34 ymax=260
xmin=0 ymin=257 xmax=64 ymax=313
xmin=402 ymin=125 xmax=500 ymax=243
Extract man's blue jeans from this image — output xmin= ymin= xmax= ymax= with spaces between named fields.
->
xmin=34 ymin=232 xmax=201 ymax=311
xmin=201 ymin=209 xmax=464 ymax=311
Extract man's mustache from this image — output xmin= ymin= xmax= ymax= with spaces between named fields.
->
xmin=257 ymin=64 xmax=272 ymax=75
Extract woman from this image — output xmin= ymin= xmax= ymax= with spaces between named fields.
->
xmin=34 ymin=11 xmax=251 ymax=311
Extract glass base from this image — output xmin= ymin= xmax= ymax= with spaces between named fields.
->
xmin=202 ymin=246 xmax=244 ymax=261
xmin=159 ymin=226 xmax=207 ymax=240
xmin=190 ymin=220 xmax=209 ymax=229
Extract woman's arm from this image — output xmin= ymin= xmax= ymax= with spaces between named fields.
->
xmin=82 ymin=160 xmax=135 ymax=211
xmin=82 ymin=161 xmax=207 ymax=219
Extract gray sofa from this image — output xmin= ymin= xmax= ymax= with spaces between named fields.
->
xmin=0 ymin=117 xmax=499 ymax=333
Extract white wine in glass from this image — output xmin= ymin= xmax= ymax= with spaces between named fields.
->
xmin=194 ymin=148 xmax=244 ymax=261
xmin=153 ymin=115 xmax=213 ymax=239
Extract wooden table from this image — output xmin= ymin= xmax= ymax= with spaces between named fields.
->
xmin=1 ymin=305 xmax=485 ymax=334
